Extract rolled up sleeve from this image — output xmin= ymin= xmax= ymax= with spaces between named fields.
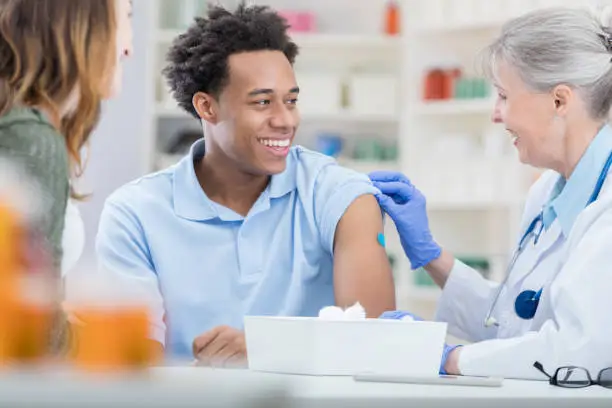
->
xmin=314 ymin=163 xmax=380 ymax=255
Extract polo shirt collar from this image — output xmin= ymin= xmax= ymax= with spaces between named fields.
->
xmin=172 ymin=139 xmax=297 ymax=221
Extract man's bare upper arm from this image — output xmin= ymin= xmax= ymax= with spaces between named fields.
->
xmin=332 ymin=194 xmax=396 ymax=317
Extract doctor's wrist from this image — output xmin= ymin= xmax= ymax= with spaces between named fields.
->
xmin=443 ymin=346 xmax=462 ymax=375
xmin=424 ymin=249 xmax=454 ymax=288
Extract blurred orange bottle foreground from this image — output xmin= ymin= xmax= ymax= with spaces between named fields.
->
xmin=0 ymin=202 xmax=22 ymax=362
xmin=69 ymin=305 xmax=162 ymax=371
xmin=65 ymin=270 xmax=162 ymax=371
xmin=0 ymin=188 xmax=159 ymax=371
xmin=1 ymin=163 xmax=160 ymax=371
xmin=0 ymin=202 xmax=56 ymax=365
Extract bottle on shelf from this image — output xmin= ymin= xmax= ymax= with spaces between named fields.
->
xmin=423 ymin=68 xmax=445 ymax=101
xmin=384 ymin=0 xmax=400 ymax=36
xmin=422 ymin=66 xmax=493 ymax=102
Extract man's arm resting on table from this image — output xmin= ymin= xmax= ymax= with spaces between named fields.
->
xmin=332 ymin=194 xmax=396 ymax=317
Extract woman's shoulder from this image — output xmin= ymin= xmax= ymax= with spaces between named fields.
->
xmin=0 ymin=106 xmax=68 ymax=164
xmin=0 ymin=107 xmax=71 ymax=271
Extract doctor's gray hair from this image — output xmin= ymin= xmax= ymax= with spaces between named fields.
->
xmin=482 ymin=6 xmax=612 ymax=120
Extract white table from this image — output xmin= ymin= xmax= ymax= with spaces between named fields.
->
xmin=1 ymin=367 xmax=611 ymax=407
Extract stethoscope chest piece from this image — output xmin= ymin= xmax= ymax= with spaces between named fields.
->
xmin=514 ymin=288 xmax=543 ymax=320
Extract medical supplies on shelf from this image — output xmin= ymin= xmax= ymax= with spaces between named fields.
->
xmin=315 ymin=132 xmax=398 ymax=163
xmin=422 ymin=67 xmax=491 ymax=102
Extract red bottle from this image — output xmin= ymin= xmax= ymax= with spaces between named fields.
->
xmin=423 ymin=69 xmax=444 ymax=101
xmin=385 ymin=1 xmax=400 ymax=35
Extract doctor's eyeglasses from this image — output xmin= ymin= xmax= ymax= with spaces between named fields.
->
xmin=534 ymin=362 xmax=612 ymax=389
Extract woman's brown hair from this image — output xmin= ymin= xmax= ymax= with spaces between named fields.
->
xmin=0 ymin=0 xmax=117 ymax=190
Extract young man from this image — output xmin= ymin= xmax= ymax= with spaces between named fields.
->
xmin=93 ymin=4 xmax=395 ymax=365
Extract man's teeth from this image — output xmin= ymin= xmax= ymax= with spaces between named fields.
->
xmin=511 ymin=136 xmax=518 ymax=143
xmin=258 ymin=139 xmax=290 ymax=147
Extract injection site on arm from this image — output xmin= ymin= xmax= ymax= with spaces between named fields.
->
xmin=332 ymin=194 xmax=396 ymax=317
xmin=311 ymin=159 xmax=396 ymax=318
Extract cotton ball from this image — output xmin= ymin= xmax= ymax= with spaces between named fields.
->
xmin=343 ymin=301 xmax=366 ymax=320
xmin=318 ymin=306 xmax=344 ymax=320
xmin=400 ymin=314 xmax=415 ymax=322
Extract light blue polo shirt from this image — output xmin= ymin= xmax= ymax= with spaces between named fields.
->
xmin=95 ymin=140 xmax=379 ymax=359
xmin=541 ymin=124 xmax=612 ymax=236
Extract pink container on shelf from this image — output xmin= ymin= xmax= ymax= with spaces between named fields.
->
xmin=278 ymin=10 xmax=316 ymax=33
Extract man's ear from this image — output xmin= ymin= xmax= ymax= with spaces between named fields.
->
xmin=552 ymin=84 xmax=572 ymax=117
xmin=193 ymin=92 xmax=219 ymax=123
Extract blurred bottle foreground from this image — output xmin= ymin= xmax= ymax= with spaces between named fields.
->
xmin=64 ymin=268 xmax=163 ymax=371
xmin=0 ymin=157 xmax=159 ymax=373
xmin=0 ymin=158 xmax=58 ymax=365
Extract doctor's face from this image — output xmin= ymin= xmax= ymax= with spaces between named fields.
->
xmin=491 ymin=61 xmax=563 ymax=169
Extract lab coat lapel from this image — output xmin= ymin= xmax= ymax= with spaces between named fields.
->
xmin=506 ymin=222 xmax=563 ymax=288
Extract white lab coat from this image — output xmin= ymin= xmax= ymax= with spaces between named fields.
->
xmin=436 ymin=169 xmax=612 ymax=380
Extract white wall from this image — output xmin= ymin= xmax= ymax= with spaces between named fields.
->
xmin=75 ymin=0 xmax=155 ymax=267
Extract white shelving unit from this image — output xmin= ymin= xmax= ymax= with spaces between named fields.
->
xmin=414 ymin=98 xmax=496 ymax=116
xmin=398 ymin=2 xmax=529 ymax=312
xmin=156 ymin=104 xmax=399 ymax=124
xmin=146 ymin=0 xmax=605 ymax=316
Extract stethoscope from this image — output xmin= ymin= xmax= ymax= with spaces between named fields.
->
xmin=483 ymin=149 xmax=612 ymax=328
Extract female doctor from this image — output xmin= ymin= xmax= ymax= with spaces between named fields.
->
xmin=372 ymin=6 xmax=612 ymax=380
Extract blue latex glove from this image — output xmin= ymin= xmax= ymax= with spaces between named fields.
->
xmin=379 ymin=310 xmax=460 ymax=375
xmin=369 ymin=171 xmax=441 ymax=270
xmin=439 ymin=344 xmax=461 ymax=375
xmin=379 ymin=310 xmax=424 ymax=321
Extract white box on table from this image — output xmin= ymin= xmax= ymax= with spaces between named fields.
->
xmin=244 ymin=316 xmax=447 ymax=376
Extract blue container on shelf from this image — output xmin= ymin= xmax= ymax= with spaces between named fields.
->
xmin=316 ymin=133 xmax=344 ymax=157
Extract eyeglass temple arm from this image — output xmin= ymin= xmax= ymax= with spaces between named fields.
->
xmin=533 ymin=361 xmax=556 ymax=385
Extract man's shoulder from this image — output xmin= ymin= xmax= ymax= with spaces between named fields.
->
xmin=289 ymin=145 xmax=370 ymax=184
xmin=105 ymin=165 xmax=176 ymax=214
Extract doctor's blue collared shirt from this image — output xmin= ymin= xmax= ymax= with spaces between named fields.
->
xmin=94 ymin=140 xmax=379 ymax=359
xmin=541 ymin=124 xmax=612 ymax=236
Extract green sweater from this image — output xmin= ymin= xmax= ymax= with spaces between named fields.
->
xmin=0 ymin=107 xmax=71 ymax=354
xmin=0 ymin=107 xmax=70 ymax=271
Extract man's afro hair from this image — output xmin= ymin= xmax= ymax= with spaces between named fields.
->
xmin=162 ymin=2 xmax=299 ymax=118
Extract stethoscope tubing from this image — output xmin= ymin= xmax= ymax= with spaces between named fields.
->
xmin=483 ymin=148 xmax=612 ymax=328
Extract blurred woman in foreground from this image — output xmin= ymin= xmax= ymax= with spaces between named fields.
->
xmin=0 ymin=0 xmax=133 ymax=353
